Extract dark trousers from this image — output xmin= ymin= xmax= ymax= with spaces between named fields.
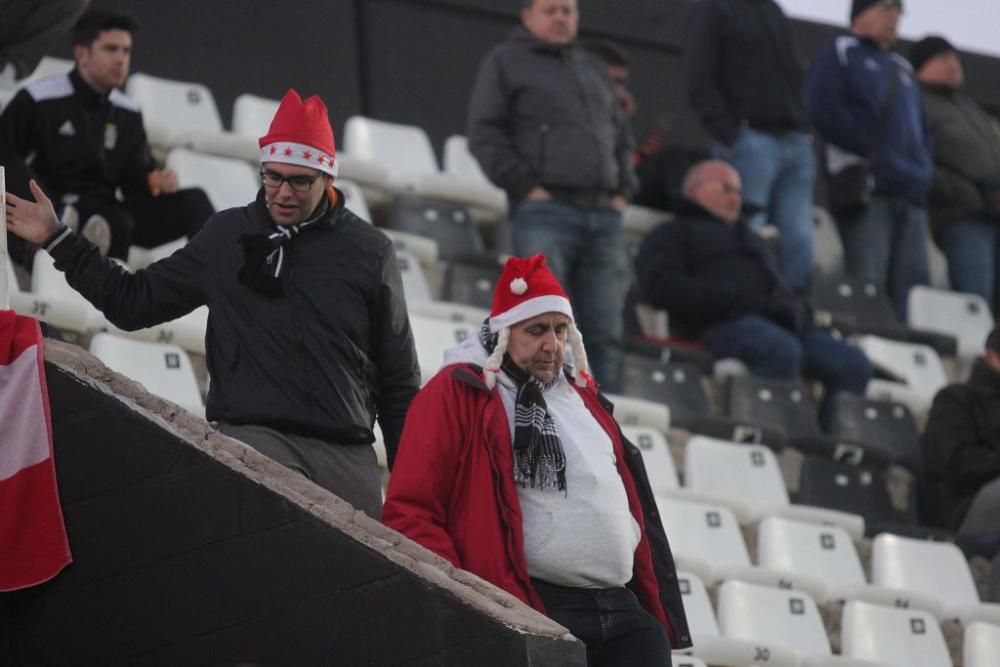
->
xmin=65 ymin=189 xmax=213 ymax=259
xmin=531 ymin=579 xmax=672 ymax=667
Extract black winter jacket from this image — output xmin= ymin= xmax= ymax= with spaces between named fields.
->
xmin=47 ymin=189 xmax=421 ymax=461
xmin=922 ymin=84 xmax=1000 ymax=236
xmin=635 ymin=200 xmax=809 ymax=338
xmin=0 ymin=68 xmax=155 ymax=200
xmin=920 ymin=360 xmax=1000 ymax=530
xmin=685 ymin=0 xmax=810 ymax=146
xmin=467 ymin=27 xmax=637 ymax=206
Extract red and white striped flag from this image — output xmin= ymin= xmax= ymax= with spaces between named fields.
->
xmin=0 ymin=310 xmax=72 ymax=590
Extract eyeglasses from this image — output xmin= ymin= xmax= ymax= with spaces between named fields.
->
xmin=715 ymin=181 xmax=743 ymax=195
xmin=260 ymin=169 xmax=323 ymax=193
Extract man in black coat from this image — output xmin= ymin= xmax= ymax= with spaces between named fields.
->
xmin=635 ymin=160 xmax=872 ymax=426
xmin=921 ymin=326 xmax=1000 ymax=536
xmin=5 ymin=89 xmax=421 ymax=519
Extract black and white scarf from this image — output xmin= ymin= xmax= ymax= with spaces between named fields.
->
xmin=479 ymin=323 xmax=567 ymax=493
xmin=238 ymin=198 xmax=330 ymax=296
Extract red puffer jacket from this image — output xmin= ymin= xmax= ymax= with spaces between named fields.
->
xmin=383 ymin=363 xmax=691 ymax=650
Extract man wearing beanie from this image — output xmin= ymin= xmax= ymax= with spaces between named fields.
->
xmin=383 ymin=254 xmax=690 ymax=665
xmin=921 ymin=325 xmax=1000 ymax=537
xmin=807 ymin=0 xmax=933 ymax=321
xmin=912 ymin=35 xmax=1000 ymax=312
xmin=5 ymin=89 xmax=421 ymax=520
xmin=684 ymin=0 xmax=816 ymax=291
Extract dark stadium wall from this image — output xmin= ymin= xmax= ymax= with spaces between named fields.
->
xmin=67 ymin=0 xmax=1000 ymax=161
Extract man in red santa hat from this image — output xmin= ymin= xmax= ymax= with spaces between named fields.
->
xmin=383 ymin=253 xmax=690 ymax=665
xmin=4 ymin=89 xmax=420 ymax=519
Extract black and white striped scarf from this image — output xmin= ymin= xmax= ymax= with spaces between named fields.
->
xmin=479 ymin=322 xmax=567 ymax=493
xmin=238 ymin=198 xmax=330 ymax=296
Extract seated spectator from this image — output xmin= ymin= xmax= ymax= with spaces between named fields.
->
xmin=807 ymin=0 xmax=932 ymax=321
xmin=0 ymin=9 xmax=213 ymax=266
xmin=635 ymin=160 xmax=873 ymax=426
xmin=912 ymin=35 xmax=1000 ymax=312
xmin=921 ymin=326 xmax=1000 ymax=538
xmin=383 ymin=254 xmax=691 ymax=665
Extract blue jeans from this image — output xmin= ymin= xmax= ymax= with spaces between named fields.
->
xmin=511 ymin=198 xmax=628 ymax=392
xmin=838 ymin=195 xmax=930 ymax=322
xmin=702 ymin=315 xmax=873 ymax=427
xmin=937 ymin=218 xmax=1000 ymax=310
xmin=531 ymin=579 xmax=672 ymax=667
xmin=713 ymin=129 xmax=815 ymax=290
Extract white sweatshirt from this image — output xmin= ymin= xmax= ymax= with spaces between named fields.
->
xmin=497 ymin=370 xmax=640 ymax=588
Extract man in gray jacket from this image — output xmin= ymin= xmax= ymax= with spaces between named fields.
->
xmin=913 ymin=35 xmax=1000 ymax=312
xmin=467 ymin=0 xmax=637 ymax=392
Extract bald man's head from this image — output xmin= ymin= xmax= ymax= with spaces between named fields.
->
xmin=682 ymin=160 xmax=743 ymax=224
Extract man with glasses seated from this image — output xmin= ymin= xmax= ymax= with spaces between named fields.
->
xmin=635 ymin=160 xmax=873 ymax=428
xmin=4 ymin=89 xmax=421 ymax=519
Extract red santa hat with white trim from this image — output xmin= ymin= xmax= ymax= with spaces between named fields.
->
xmin=483 ymin=254 xmax=591 ymax=389
xmin=259 ymin=89 xmax=338 ymax=178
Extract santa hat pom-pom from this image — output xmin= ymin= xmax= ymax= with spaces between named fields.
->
xmin=510 ymin=277 xmax=528 ymax=295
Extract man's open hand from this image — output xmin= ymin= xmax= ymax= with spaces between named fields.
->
xmin=4 ymin=179 xmax=61 ymax=245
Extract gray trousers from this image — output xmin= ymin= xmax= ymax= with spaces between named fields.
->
xmin=218 ymin=422 xmax=383 ymax=520
xmin=960 ymin=476 xmax=1000 ymax=536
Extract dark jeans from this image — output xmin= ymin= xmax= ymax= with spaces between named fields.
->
xmin=937 ymin=218 xmax=1000 ymax=312
xmin=531 ymin=579 xmax=672 ymax=667
xmin=837 ymin=195 xmax=929 ymax=321
xmin=511 ymin=198 xmax=628 ymax=393
xmin=702 ymin=314 xmax=873 ymax=428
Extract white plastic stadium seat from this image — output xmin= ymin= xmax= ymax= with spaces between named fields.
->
xmin=671 ymin=656 xmax=708 ymax=667
xmin=338 ymin=178 xmax=372 ymax=223
xmin=603 ymin=393 xmax=670 ymax=433
xmin=908 ymin=286 xmax=994 ymax=359
xmin=620 ymin=425 xmax=678 ymax=495
xmin=756 ymin=516 xmax=867 ymax=604
xmin=442 ymin=134 xmax=508 ymax=217
xmin=108 ymin=306 xmax=208 ymax=356
xmin=25 ymin=251 xmax=107 ymax=333
xmin=655 ymin=496 xmax=753 ymax=586
xmin=232 ymin=93 xmax=280 ymax=138
xmin=964 ymin=621 xmax=1000 ymax=667
xmin=344 ymin=117 xmax=504 ymax=216
xmin=856 ymin=335 xmax=947 ymax=418
xmin=165 ymin=148 xmax=259 ymax=211
xmin=871 ymin=533 xmax=1000 ymax=625
xmin=125 ymin=73 xmax=234 ymax=153
xmin=18 ymin=57 xmax=74 ymax=86
xmin=841 ymin=600 xmax=952 ymax=667
xmin=396 ymin=250 xmax=433 ymax=304
xmin=408 ymin=314 xmax=479 ymax=384
xmin=683 ymin=436 xmax=865 ymax=538
xmin=89 ymin=333 xmax=204 ymax=416
xmin=717 ymin=580 xmax=853 ymax=667
xmin=382 ymin=229 xmax=440 ymax=269
xmin=408 ymin=300 xmax=489 ymax=326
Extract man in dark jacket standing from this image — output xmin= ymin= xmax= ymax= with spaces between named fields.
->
xmin=685 ymin=0 xmax=815 ymax=291
xmin=384 ymin=254 xmax=690 ymax=665
xmin=912 ymin=35 xmax=1000 ymax=312
xmin=5 ymin=89 xmax=421 ymax=520
xmin=807 ymin=0 xmax=932 ymax=321
xmin=635 ymin=161 xmax=872 ymax=426
xmin=921 ymin=326 xmax=1000 ymax=536
xmin=467 ymin=0 xmax=637 ymax=393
